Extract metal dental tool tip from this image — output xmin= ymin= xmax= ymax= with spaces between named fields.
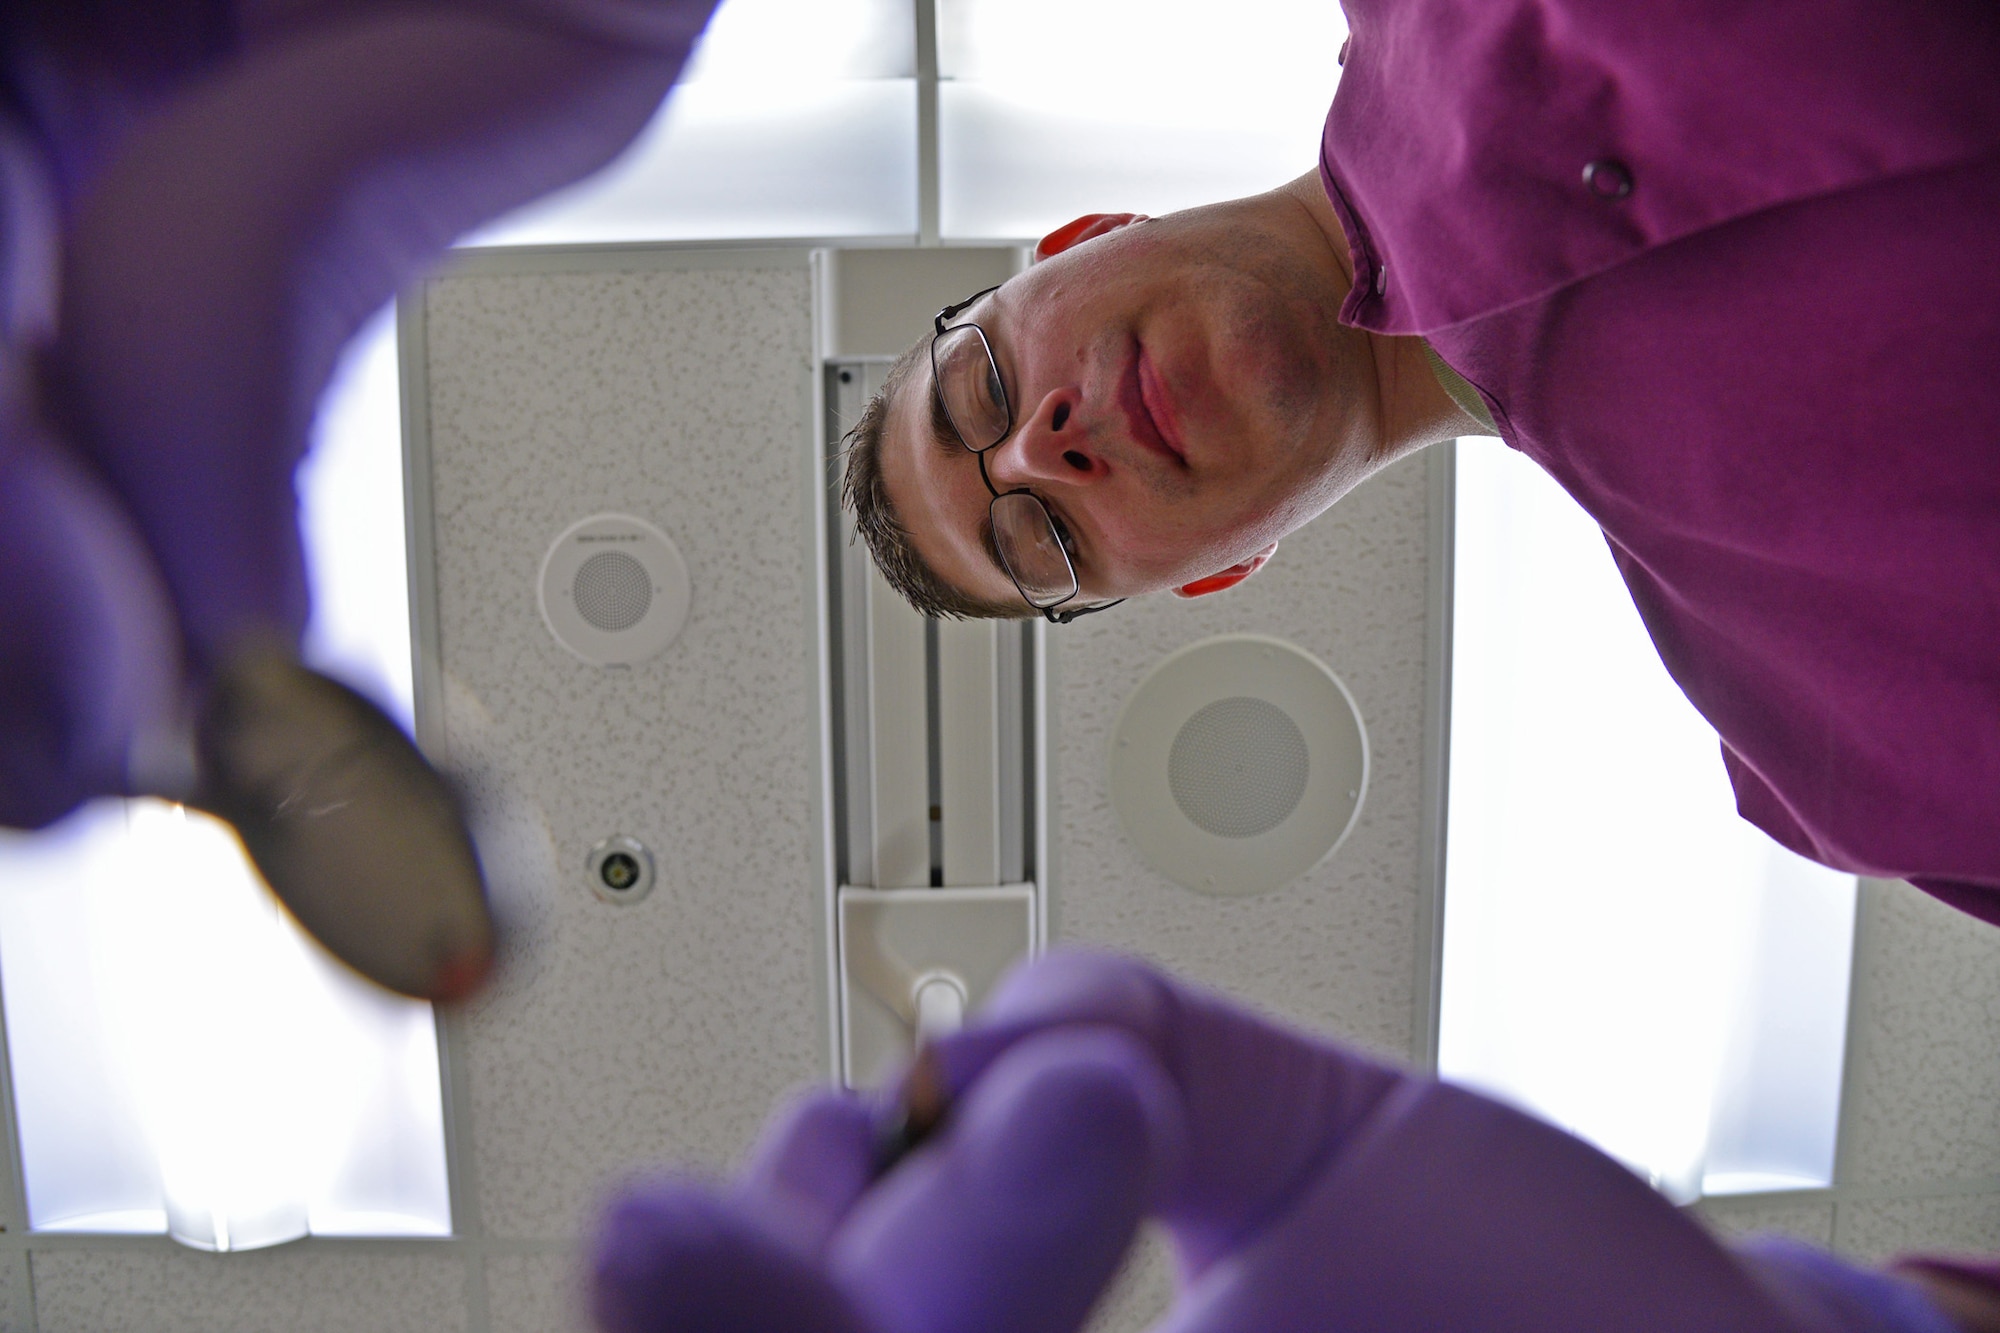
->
xmin=872 ymin=1044 xmax=953 ymax=1179
xmin=189 ymin=647 xmax=495 ymax=1002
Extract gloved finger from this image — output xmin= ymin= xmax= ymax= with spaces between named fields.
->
xmin=925 ymin=949 xmax=1404 ymax=1274
xmin=730 ymin=1086 xmax=878 ymax=1255
xmin=829 ymin=1027 xmax=1186 ymax=1333
xmin=591 ymin=1178 xmax=872 ymax=1333
xmin=1153 ymin=1082 xmax=1828 ymax=1333
xmin=0 ymin=388 xmax=181 ymax=828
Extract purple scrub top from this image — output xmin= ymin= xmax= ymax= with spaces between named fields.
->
xmin=1321 ymin=0 xmax=2000 ymax=923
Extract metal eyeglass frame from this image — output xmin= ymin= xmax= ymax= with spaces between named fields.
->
xmin=930 ymin=286 xmax=1125 ymax=625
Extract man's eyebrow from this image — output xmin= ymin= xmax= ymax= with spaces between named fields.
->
xmin=926 ymin=369 xmax=962 ymax=459
xmin=977 ymin=510 xmax=1007 ymax=582
xmin=938 ymin=394 xmax=1013 ymax=586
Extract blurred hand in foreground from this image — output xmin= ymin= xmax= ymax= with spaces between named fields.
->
xmin=592 ymin=949 xmax=1962 ymax=1333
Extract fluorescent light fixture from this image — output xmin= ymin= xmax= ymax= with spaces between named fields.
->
xmin=1439 ymin=438 xmax=1855 ymax=1202
xmin=0 ymin=310 xmax=451 ymax=1250
xmin=936 ymin=0 xmax=1345 ymax=238
xmin=472 ymin=0 xmax=1350 ymax=247
xmin=298 ymin=306 xmax=413 ymax=727
xmin=467 ymin=0 xmax=917 ymax=245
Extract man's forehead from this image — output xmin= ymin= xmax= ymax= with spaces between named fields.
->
xmin=883 ymin=348 xmax=938 ymax=480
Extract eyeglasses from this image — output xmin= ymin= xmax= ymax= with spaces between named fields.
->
xmin=930 ymin=287 xmax=1124 ymax=625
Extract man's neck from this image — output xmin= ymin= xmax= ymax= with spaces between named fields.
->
xmin=1275 ymin=172 xmax=1488 ymax=458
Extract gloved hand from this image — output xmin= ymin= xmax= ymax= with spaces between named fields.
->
xmin=0 ymin=0 xmax=718 ymax=997
xmin=592 ymin=949 xmax=1963 ymax=1333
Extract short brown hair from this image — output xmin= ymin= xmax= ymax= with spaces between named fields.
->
xmin=839 ymin=341 xmax=1032 ymax=622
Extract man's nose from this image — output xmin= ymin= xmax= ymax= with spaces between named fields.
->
xmin=986 ymin=386 xmax=1101 ymax=489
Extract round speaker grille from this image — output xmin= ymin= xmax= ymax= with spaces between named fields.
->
xmin=1168 ymin=697 xmax=1310 ymax=838
xmin=537 ymin=514 xmax=691 ymax=666
xmin=573 ymin=551 xmax=653 ymax=631
xmin=1108 ymin=634 xmax=1368 ymax=898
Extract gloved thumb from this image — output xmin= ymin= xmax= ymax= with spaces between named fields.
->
xmin=831 ymin=1026 xmax=1186 ymax=1333
xmin=926 ymin=949 xmax=1405 ymax=1275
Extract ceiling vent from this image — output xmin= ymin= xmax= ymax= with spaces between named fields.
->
xmin=537 ymin=514 xmax=690 ymax=666
xmin=1109 ymin=634 xmax=1367 ymax=897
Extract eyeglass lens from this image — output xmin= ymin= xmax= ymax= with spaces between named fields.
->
xmin=991 ymin=493 xmax=1076 ymax=607
xmin=933 ymin=326 xmax=1009 ymax=450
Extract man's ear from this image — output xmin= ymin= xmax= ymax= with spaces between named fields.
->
xmin=1034 ymin=213 xmax=1149 ymax=262
xmin=1174 ymin=543 xmax=1279 ymax=599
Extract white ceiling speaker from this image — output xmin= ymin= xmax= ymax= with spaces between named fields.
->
xmin=537 ymin=514 xmax=690 ymax=666
xmin=1109 ymin=634 xmax=1367 ymax=897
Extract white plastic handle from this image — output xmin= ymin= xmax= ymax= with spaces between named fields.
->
xmin=912 ymin=972 xmax=968 ymax=1043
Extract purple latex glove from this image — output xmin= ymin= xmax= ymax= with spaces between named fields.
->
xmin=46 ymin=0 xmax=707 ymax=680
xmin=593 ymin=950 xmax=1962 ymax=1333
xmin=0 ymin=360 xmax=181 ymax=826
xmin=0 ymin=110 xmax=180 ymax=825
xmin=596 ymin=1024 xmax=1187 ymax=1333
xmin=0 ymin=0 xmax=714 ymax=827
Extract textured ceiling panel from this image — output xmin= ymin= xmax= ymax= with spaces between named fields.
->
xmin=29 ymin=1247 xmax=468 ymax=1333
xmin=1836 ymin=878 xmax=2000 ymax=1192
xmin=1049 ymin=452 xmax=1434 ymax=1062
xmin=417 ymin=256 xmax=823 ymax=1240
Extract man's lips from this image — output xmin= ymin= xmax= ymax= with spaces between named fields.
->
xmin=1121 ymin=348 xmax=1187 ymax=465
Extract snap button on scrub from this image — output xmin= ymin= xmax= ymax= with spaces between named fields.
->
xmin=1373 ymin=264 xmax=1387 ymax=296
xmin=1582 ymin=158 xmax=1634 ymax=200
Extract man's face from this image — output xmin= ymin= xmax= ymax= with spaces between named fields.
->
xmin=880 ymin=195 xmax=1383 ymax=610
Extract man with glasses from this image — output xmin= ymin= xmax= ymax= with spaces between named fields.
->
xmin=840 ymin=4 xmax=2000 ymax=932
xmin=841 ymin=187 xmax=1388 ymax=627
